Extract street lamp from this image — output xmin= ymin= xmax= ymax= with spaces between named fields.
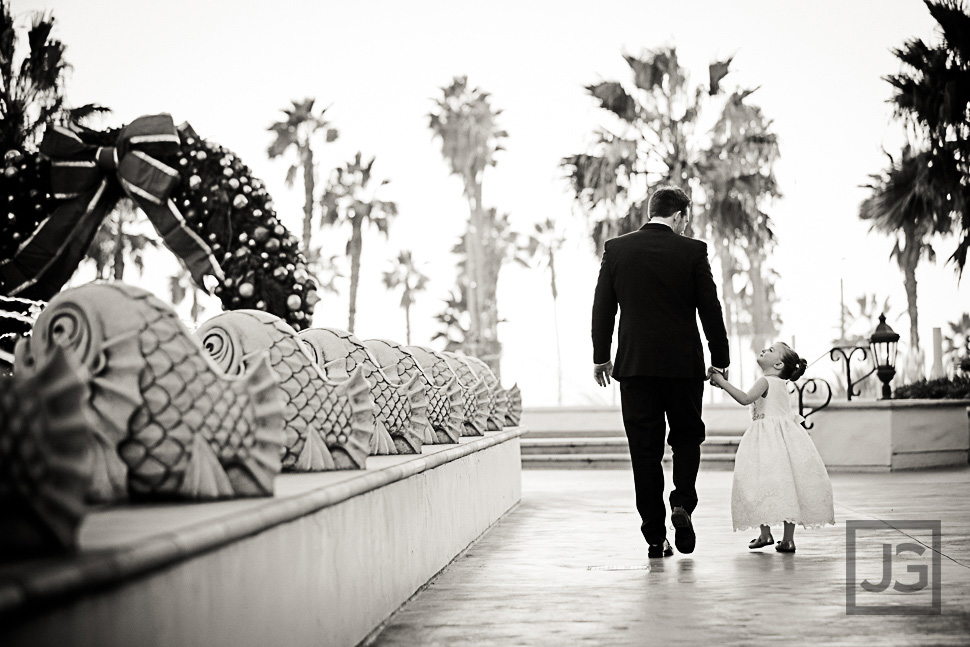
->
xmin=869 ymin=313 xmax=900 ymax=400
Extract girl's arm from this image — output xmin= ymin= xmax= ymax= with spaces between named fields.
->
xmin=711 ymin=374 xmax=768 ymax=406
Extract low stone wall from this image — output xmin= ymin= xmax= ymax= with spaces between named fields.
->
xmin=807 ymin=400 xmax=970 ymax=471
xmin=520 ymin=404 xmax=751 ymax=435
xmin=521 ymin=402 xmax=970 ymax=472
xmin=0 ymin=429 xmax=524 ymax=647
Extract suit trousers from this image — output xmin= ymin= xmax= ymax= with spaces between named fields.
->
xmin=619 ymin=376 xmax=705 ymax=545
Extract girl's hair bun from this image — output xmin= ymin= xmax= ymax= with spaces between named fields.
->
xmin=790 ymin=357 xmax=808 ymax=381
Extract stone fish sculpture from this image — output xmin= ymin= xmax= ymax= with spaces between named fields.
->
xmin=197 ymin=311 xmax=375 ymax=471
xmin=367 ymin=339 xmax=462 ymax=444
xmin=504 ymin=383 xmax=523 ymax=427
xmin=300 ymin=327 xmax=428 ymax=454
xmin=451 ymin=354 xmax=509 ymax=431
xmin=440 ymin=352 xmax=490 ymax=436
xmin=1 ymin=347 xmax=93 ymax=556
xmin=15 ymin=282 xmax=285 ymax=502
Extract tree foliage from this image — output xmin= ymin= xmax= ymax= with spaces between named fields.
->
xmin=383 ymin=250 xmax=428 ymax=345
xmin=428 ymin=76 xmax=511 ymax=372
xmin=0 ymin=2 xmax=107 ymax=151
xmin=267 ymin=97 xmax=338 ymax=260
xmin=319 ymin=152 xmax=396 ymax=333
xmin=860 ymin=146 xmax=945 ymax=353
xmin=887 ymin=0 xmax=970 ymax=271
xmin=563 ymin=47 xmax=781 ymax=353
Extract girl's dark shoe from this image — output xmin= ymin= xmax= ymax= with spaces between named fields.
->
xmin=748 ymin=535 xmax=774 ymax=549
xmin=775 ymin=540 xmax=796 ymax=553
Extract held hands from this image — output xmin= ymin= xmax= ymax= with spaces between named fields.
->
xmin=593 ymin=361 xmax=613 ymax=387
xmin=707 ymin=366 xmax=728 ymax=389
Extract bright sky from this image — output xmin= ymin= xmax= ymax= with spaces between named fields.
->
xmin=11 ymin=0 xmax=969 ymax=405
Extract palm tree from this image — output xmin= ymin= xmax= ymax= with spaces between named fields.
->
xmin=562 ymin=47 xmax=725 ymax=253
xmin=698 ymin=90 xmax=782 ymax=354
xmin=84 ymin=200 xmax=158 ymax=281
xmin=428 ymin=76 xmax=507 ymax=362
xmin=382 ymin=250 xmax=429 ymax=345
xmin=432 ymin=290 xmax=469 ymax=352
xmin=521 ymin=219 xmax=566 ymax=404
xmin=833 ymin=294 xmax=894 ymax=346
xmin=441 ymin=208 xmax=523 ymax=377
xmin=859 ymin=146 xmax=943 ymax=355
xmin=564 ymin=49 xmax=780 ymax=355
xmin=267 ymin=98 xmax=338 ymax=257
xmin=943 ymin=312 xmax=970 ymax=369
xmin=887 ymin=0 xmax=970 ymax=272
xmin=320 ymin=152 xmax=397 ymax=333
xmin=169 ymin=268 xmax=204 ymax=324
xmin=0 ymin=3 xmax=107 ymax=151
xmin=312 ymin=253 xmax=344 ymax=296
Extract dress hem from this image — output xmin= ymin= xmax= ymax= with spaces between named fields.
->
xmin=732 ymin=519 xmax=836 ymax=532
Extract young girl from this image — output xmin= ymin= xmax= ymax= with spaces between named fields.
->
xmin=710 ymin=342 xmax=834 ymax=553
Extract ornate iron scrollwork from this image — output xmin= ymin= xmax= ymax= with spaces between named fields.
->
xmin=829 ymin=346 xmax=876 ymax=401
xmin=790 ymin=378 xmax=833 ymax=430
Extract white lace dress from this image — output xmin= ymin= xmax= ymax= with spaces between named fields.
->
xmin=731 ymin=375 xmax=835 ymax=532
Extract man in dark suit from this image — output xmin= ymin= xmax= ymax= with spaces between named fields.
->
xmin=591 ymin=185 xmax=730 ymax=558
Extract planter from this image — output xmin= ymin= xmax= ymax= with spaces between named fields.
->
xmin=806 ymin=400 xmax=970 ymax=471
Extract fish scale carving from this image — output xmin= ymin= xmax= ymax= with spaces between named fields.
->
xmin=368 ymin=340 xmax=462 ymax=444
xmin=462 ymin=356 xmax=510 ymax=431
xmin=0 ymin=347 xmax=93 ymax=556
xmin=15 ymin=282 xmax=286 ymax=502
xmin=197 ymin=311 xmax=374 ymax=471
xmin=441 ymin=352 xmax=490 ymax=436
xmin=504 ymin=384 xmax=523 ymax=427
xmin=299 ymin=327 xmax=428 ymax=454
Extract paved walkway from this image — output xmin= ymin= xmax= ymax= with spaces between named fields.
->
xmin=370 ymin=467 xmax=970 ymax=646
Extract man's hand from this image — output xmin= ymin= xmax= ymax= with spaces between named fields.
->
xmin=594 ymin=361 xmax=613 ymax=387
xmin=707 ymin=366 xmax=728 ymax=388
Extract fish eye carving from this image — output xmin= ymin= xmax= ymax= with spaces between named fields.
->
xmin=200 ymin=327 xmax=241 ymax=375
xmin=42 ymin=304 xmax=95 ymax=369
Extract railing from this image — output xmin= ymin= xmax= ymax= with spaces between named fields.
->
xmin=787 ymin=344 xmax=878 ymax=429
xmin=789 ymin=377 xmax=833 ymax=429
xmin=828 ymin=345 xmax=876 ymax=401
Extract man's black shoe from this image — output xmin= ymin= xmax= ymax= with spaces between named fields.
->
xmin=670 ymin=506 xmax=696 ymax=554
xmin=647 ymin=539 xmax=673 ymax=558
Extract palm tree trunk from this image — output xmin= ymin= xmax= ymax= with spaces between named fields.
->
xmin=302 ymin=144 xmax=315 ymax=255
xmin=717 ymin=245 xmax=741 ymax=387
xmin=348 ymin=218 xmax=362 ymax=333
xmin=191 ymin=286 xmax=201 ymax=324
xmin=112 ymin=213 xmax=125 ymax=281
xmin=465 ymin=177 xmax=486 ymax=358
xmin=901 ymin=233 xmax=920 ymax=353
xmin=550 ymin=249 xmax=562 ymax=405
xmin=717 ymin=245 xmax=735 ymax=341
xmin=747 ymin=252 xmax=770 ymax=354
xmin=405 ymin=302 xmax=412 ymax=345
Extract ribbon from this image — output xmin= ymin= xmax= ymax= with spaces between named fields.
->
xmin=0 ymin=114 xmax=224 ymax=300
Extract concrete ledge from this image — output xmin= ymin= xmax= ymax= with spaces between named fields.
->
xmin=0 ymin=428 xmax=524 ymax=647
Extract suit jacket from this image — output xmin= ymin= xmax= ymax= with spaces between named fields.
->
xmin=591 ymin=222 xmax=730 ymax=379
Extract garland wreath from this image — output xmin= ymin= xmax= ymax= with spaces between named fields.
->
xmin=0 ymin=113 xmax=318 ymax=354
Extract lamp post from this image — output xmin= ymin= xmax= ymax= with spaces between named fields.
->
xmin=870 ymin=313 xmax=900 ymax=400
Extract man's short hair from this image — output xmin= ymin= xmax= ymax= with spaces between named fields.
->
xmin=648 ymin=185 xmax=691 ymax=220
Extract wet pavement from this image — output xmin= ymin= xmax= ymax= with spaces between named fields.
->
xmin=370 ymin=467 xmax=970 ymax=646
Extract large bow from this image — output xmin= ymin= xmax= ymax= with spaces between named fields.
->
xmin=1 ymin=114 xmax=224 ymax=300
